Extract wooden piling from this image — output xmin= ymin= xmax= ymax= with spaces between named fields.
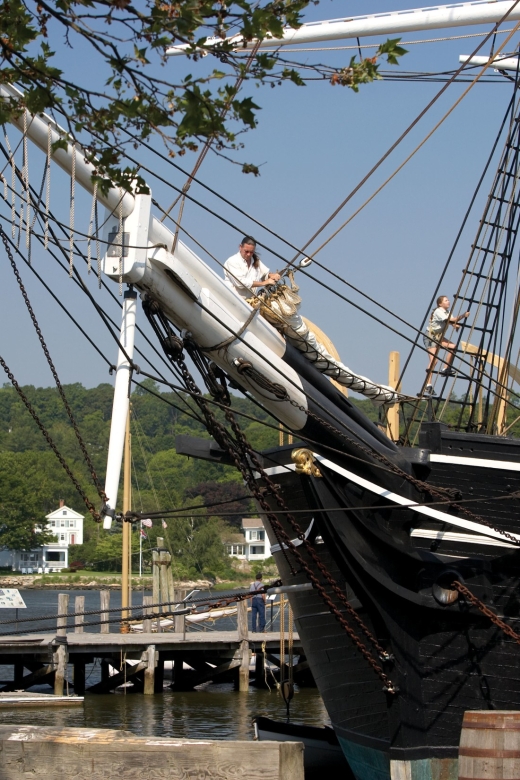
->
xmin=174 ymin=588 xmax=187 ymax=634
xmin=53 ymin=643 xmax=67 ymax=696
xmin=154 ymin=656 xmax=164 ymax=693
xmin=74 ymin=596 xmax=84 ymax=634
xmin=237 ymin=600 xmax=250 ymax=692
xmin=100 ymin=590 xmax=110 ymax=634
xmin=152 ymin=547 xmax=161 ymax=633
xmin=143 ymin=595 xmax=152 ymax=633
xmin=159 ymin=550 xmax=170 ymax=613
xmin=57 ymin=593 xmax=69 ymax=636
xmin=143 ymin=645 xmax=156 ymax=695
xmin=254 ymin=650 xmax=267 ymax=688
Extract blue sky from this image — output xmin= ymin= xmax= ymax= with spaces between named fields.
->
xmin=0 ymin=0 xmax=516 ymax=402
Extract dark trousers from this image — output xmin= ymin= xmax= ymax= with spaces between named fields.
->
xmin=251 ymin=598 xmax=265 ymax=632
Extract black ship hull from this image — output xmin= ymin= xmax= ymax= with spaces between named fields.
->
xmin=257 ymin=424 xmax=520 ymax=780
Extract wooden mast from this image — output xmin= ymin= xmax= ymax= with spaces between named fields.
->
xmin=121 ymin=407 xmax=132 ymax=632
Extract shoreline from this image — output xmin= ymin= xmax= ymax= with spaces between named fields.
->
xmin=0 ymin=575 xmax=250 ymax=591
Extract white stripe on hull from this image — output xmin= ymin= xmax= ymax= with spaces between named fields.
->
xmin=257 ymin=458 xmax=520 ymax=546
xmin=430 ymin=453 xmax=520 ymax=471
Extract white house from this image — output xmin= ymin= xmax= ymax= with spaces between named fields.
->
xmin=0 ymin=501 xmax=84 ymax=573
xmin=225 ymin=518 xmax=271 ymax=561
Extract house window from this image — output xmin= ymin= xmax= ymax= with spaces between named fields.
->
xmin=60 ymin=534 xmax=65 ymax=541
xmin=258 ymin=530 xmax=265 ymax=541
xmin=250 ymin=546 xmax=265 ymax=555
xmin=21 ymin=553 xmax=39 ymax=562
xmin=50 ymin=520 xmax=55 ymax=527
xmin=63 ymin=510 xmax=67 ymax=515
xmin=46 ymin=551 xmax=66 ymax=562
xmin=225 ymin=544 xmax=245 ymax=556
xmin=250 ymin=530 xmax=258 ymax=541
xmin=69 ymin=520 xmax=75 ymax=528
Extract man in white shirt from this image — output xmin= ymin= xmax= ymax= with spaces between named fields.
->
xmin=423 ymin=295 xmax=469 ymax=392
xmin=224 ymin=236 xmax=280 ymax=300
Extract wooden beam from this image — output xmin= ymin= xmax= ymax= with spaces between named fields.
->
xmin=57 ymin=594 xmax=69 ymax=637
xmin=88 ymin=658 xmax=147 ymax=693
xmin=0 ymin=725 xmax=304 ymax=780
xmin=53 ymin=644 xmax=67 ymax=696
xmin=0 ymin=664 xmax=54 ymax=693
xmin=74 ymin=596 xmax=84 ymax=634
xmin=143 ymin=645 xmax=156 ymax=695
xmin=237 ymin=601 xmax=249 ymax=692
xmin=386 ymin=351 xmax=400 ymax=441
xmin=100 ymin=590 xmax=110 ymax=634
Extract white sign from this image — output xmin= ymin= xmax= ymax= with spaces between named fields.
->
xmin=0 ymin=589 xmax=26 ymax=608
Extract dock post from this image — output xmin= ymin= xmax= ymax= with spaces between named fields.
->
xmin=100 ymin=590 xmax=110 ymax=634
xmin=75 ymin=596 xmax=85 ymax=633
xmin=53 ymin=643 xmax=68 ymax=696
xmin=143 ymin=595 xmax=152 ymax=633
xmin=152 ymin=547 xmax=161 ymax=633
xmin=57 ymin=593 xmax=69 ymax=636
xmin=237 ymin=599 xmax=250 ymax=692
xmin=159 ymin=550 xmax=170 ymax=612
xmin=73 ymin=661 xmax=86 ymax=696
xmin=255 ymin=650 xmax=267 ymax=688
xmin=174 ymin=589 xmax=186 ymax=634
xmin=154 ymin=656 xmax=164 ymax=693
xmin=143 ymin=645 xmax=156 ymax=695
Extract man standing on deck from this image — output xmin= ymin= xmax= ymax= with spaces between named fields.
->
xmin=250 ymin=571 xmax=266 ymax=633
xmin=224 ymin=236 xmax=280 ymax=300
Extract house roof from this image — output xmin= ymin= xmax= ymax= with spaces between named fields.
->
xmin=223 ymin=532 xmax=246 ymax=544
xmin=241 ymin=518 xmax=264 ymax=529
xmin=45 ymin=505 xmax=84 ymax=521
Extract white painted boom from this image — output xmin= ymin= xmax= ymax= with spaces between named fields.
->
xmin=166 ymin=0 xmax=520 ymax=56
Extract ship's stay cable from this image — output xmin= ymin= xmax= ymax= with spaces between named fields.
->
xmin=0 ymin=141 xmax=207 ymax=427
xmin=296 ymin=29 xmax=520 ymax=265
xmin=4 ymin=150 xmax=518 ymax=431
xmin=284 ymin=9 xmax=520 ymax=265
xmin=2 ymin=142 xmax=518 ymax=427
xmin=0 ymin=202 xmax=206 ymax=428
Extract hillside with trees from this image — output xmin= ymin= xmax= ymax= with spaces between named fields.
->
xmin=2 ymin=379 xmax=517 ymax=580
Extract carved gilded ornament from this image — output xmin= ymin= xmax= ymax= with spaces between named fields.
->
xmin=291 ymin=448 xmax=322 ymax=478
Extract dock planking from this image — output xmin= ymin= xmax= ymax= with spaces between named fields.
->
xmin=0 ymin=630 xmax=303 ymax=695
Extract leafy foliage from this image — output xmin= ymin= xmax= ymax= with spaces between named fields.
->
xmin=0 ymin=380 xmax=276 ymax=574
xmin=0 ymin=0 xmax=407 ymax=188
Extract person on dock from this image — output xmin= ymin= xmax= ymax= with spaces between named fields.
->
xmin=224 ymin=236 xmax=280 ymax=301
xmin=250 ymin=572 xmax=266 ymax=633
xmin=423 ymin=295 xmax=469 ymax=393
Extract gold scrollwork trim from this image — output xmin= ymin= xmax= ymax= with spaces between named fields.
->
xmin=291 ymin=448 xmax=322 ymax=478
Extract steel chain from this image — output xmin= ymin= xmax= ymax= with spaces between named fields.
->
xmin=286 ymin=396 xmax=520 ymax=547
xmin=454 ymin=580 xmax=520 ymax=646
xmin=143 ymin=314 xmax=399 ymax=693
xmin=0 ymin=226 xmax=107 ymax=504
xmin=0 ymin=355 xmax=102 ymax=521
xmin=237 ymin=359 xmax=519 ymax=545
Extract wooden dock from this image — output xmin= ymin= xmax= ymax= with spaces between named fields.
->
xmin=0 ymin=596 xmax=305 ymax=696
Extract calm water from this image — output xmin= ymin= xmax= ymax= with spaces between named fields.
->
xmin=0 ymin=590 xmax=331 ymax=745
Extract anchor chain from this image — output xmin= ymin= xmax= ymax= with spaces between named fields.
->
xmin=0 ymin=355 xmax=102 ymax=522
xmin=143 ymin=306 xmax=398 ymax=693
xmin=0 ymin=225 xmax=107 ymax=506
xmin=234 ymin=358 xmax=520 ymax=548
xmin=454 ymin=580 xmax=520 ymax=646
